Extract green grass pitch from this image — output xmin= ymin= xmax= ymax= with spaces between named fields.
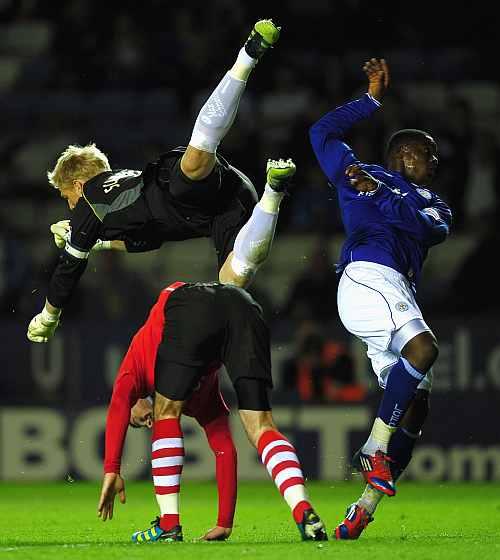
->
xmin=1 ymin=481 xmax=499 ymax=559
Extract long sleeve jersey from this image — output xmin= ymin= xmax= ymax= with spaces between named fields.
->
xmin=46 ymin=147 xmax=251 ymax=310
xmin=47 ymin=161 xmax=186 ymax=309
xmin=309 ymin=94 xmax=452 ymax=288
xmin=104 ymin=282 xmax=237 ymax=528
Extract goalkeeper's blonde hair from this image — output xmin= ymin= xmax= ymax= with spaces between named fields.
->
xmin=47 ymin=144 xmax=111 ymax=189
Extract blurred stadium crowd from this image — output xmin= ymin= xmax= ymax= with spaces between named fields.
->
xmin=1 ymin=1 xmax=499 ymax=400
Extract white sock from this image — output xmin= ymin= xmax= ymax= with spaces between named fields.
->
xmin=230 ymin=47 xmax=258 ymax=81
xmin=357 ymin=485 xmax=384 ymax=515
xmin=362 ymin=417 xmax=397 ymax=455
xmin=231 ymin=197 xmax=280 ymax=277
xmin=259 ymin=183 xmax=285 ymax=213
xmin=189 ymin=71 xmax=246 ymax=153
xmin=156 ymin=493 xmax=179 ymax=516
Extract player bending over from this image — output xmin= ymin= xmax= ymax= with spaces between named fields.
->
xmin=309 ymin=58 xmax=452 ymax=539
xmin=27 ymin=20 xmax=293 ymax=342
xmin=99 ymin=305 xmax=237 ymax=541
xmin=98 ymin=281 xmax=327 ymax=542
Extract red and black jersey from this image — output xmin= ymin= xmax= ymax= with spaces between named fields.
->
xmin=103 ymin=282 xmax=229 ymax=474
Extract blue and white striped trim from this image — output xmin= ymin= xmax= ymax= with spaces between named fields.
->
xmin=401 ymin=357 xmax=425 ymax=381
xmin=421 ymin=207 xmax=441 ymax=221
xmin=366 ymin=93 xmax=381 ymax=107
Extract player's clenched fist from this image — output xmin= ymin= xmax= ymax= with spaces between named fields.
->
xmin=27 ymin=307 xmax=61 ymax=343
xmin=346 ymin=164 xmax=380 ymax=193
xmin=363 ymin=58 xmax=389 ymax=102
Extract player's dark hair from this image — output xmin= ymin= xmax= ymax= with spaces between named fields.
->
xmin=386 ymin=129 xmax=434 ymax=159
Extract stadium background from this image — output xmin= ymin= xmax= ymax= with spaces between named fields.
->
xmin=1 ymin=0 xmax=499 ymax=484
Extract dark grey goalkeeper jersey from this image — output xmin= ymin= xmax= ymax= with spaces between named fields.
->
xmin=47 ymin=148 xmax=257 ymax=309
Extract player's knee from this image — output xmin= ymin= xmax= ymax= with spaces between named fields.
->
xmin=418 ymin=338 xmax=439 ymax=372
xmin=181 ymin=147 xmax=215 ymax=181
xmin=219 ymin=256 xmax=255 ymax=288
xmin=402 ymin=332 xmax=438 ymax=372
xmin=154 ymin=391 xmax=183 ymax=420
xmin=239 ymin=409 xmax=276 ymax=448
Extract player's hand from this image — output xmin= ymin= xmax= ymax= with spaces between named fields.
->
xmin=364 ymin=58 xmax=389 ymax=102
xmin=199 ymin=526 xmax=232 ymax=541
xmin=49 ymin=220 xmax=113 ymax=252
xmin=50 ymin=220 xmax=71 ymax=249
xmin=92 ymin=239 xmax=112 ymax=251
xmin=97 ymin=473 xmax=126 ymax=521
xmin=346 ymin=164 xmax=380 ymax=193
xmin=27 ymin=307 xmax=61 ymax=343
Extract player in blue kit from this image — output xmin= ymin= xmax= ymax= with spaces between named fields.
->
xmin=309 ymin=59 xmax=452 ymax=539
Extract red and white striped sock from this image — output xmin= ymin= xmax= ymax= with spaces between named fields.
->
xmin=257 ymin=430 xmax=312 ymax=523
xmin=151 ymin=418 xmax=184 ymax=532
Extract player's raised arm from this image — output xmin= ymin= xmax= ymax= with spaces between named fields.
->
xmin=363 ymin=58 xmax=390 ymax=103
xmin=309 ymin=58 xmax=389 ymax=185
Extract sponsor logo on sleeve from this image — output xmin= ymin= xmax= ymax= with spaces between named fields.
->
xmin=416 ymin=187 xmax=432 ymax=200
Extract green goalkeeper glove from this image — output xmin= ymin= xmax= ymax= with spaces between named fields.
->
xmin=50 ymin=220 xmax=71 ymax=249
xmin=50 ymin=220 xmax=112 ymax=251
xmin=27 ymin=306 xmax=61 ymax=343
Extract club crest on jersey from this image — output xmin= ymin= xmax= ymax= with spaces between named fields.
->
xmin=395 ymin=302 xmax=409 ymax=312
xmin=416 ymin=188 xmax=432 ymax=200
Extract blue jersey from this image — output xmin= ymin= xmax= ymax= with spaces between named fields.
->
xmin=309 ymin=94 xmax=452 ymax=289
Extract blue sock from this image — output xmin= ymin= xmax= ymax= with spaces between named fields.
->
xmin=377 ymin=358 xmax=425 ymax=428
xmin=388 ymin=427 xmax=418 ymax=480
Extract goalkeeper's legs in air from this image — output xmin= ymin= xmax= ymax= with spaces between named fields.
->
xmin=180 ymin=19 xmax=281 ymax=183
xmin=236 ymin=381 xmax=327 ymax=542
xmin=335 ymin=390 xmax=430 ymax=540
xmin=219 ymin=158 xmax=296 ymax=288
